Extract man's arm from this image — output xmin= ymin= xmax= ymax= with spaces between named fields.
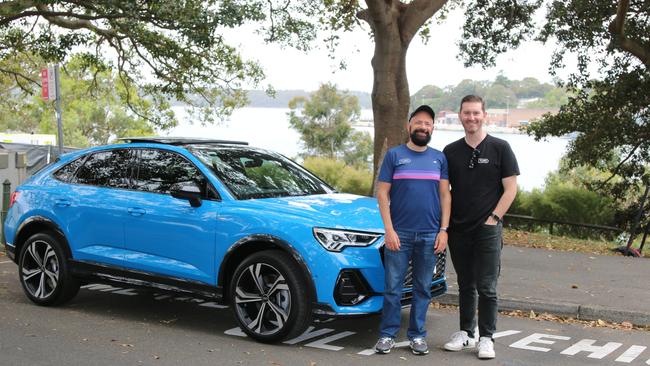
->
xmin=435 ymin=179 xmax=451 ymax=253
xmin=485 ymin=175 xmax=518 ymax=224
xmin=377 ymin=181 xmax=400 ymax=251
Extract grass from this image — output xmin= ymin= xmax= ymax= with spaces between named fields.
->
xmin=503 ymin=228 xmax=649 ymax=258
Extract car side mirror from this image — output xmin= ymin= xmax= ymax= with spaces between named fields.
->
xmin=170 ymin=185 xmax=203 ymax=208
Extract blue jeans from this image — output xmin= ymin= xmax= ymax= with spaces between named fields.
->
xmin=379 ymin=230 xmax=437 ymax=340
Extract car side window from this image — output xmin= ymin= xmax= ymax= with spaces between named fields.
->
xmin=52 ymin=157 xmax=84 ymax=183
xmin=133 ymin=149 xmax=215 ymax=198
xmin=73 ymin=149 xmax=132 ymax=188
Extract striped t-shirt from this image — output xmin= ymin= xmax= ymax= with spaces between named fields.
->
xmin=378 ymin=144 xmax=448 ymax=232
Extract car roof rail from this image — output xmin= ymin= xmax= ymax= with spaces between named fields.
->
xmin=118 ymin=137 xmax=249 ymax=146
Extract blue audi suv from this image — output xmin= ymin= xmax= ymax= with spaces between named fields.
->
xmin=3 ymin=137 xmax=446 ymax=342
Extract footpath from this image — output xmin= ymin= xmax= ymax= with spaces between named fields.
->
xmin=438 ymin=245 xmax=650 ymax=326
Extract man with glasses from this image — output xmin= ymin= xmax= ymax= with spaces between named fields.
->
xmin=374 ymin=105 xmax=451 ymax=356
xmin=442 ymin=95 xmax=519 ymax=359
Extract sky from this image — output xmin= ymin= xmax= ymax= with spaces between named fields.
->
xmin=224 ymin=8 xmax=570 ymax=94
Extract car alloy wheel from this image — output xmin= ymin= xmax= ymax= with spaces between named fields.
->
xmin=230 ymin=250 xmax=310 ymax=342
xmin=234 ymin=262 xmax=291 ymax=335
xmin=18 ymin=232 xmax=80 ymax=306
xmin=21 ymin=240 xmax=59 ymax=300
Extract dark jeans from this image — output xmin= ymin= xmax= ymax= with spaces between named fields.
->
xmin=448 ymin=223 xmax=502 ymax=338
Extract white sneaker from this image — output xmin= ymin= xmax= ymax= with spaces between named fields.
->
xmin=444 ymin=331 xmax=476 ymax=351
xmin=477 ymin=337 xmax=495 ymax=359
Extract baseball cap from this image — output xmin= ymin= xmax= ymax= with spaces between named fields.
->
xmin=409 ymin=105 xmax=435 ymax=121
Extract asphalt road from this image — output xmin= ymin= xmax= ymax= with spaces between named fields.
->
xmin=1 ymin=258 xmax=650 ymax=366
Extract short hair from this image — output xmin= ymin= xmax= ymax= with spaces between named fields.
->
xmin=460 ymin=95 xmax=485 ymax=112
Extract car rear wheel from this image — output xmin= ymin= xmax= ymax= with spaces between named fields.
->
xmin=230 ymin=250 xmax=311 ymax=343
xmin=18 ymin=232 xmax=80 ymax=306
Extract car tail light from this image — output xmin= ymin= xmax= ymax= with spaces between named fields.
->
xmin=9 ymin=191 xmax=20 ymax=208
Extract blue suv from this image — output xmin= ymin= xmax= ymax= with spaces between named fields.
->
xmin=3 ymin=137 xmax=446 ymax=342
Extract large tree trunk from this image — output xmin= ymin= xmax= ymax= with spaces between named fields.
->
xmin=371 ymin=35 xmax=410 ymax=189
xmin=359 ymin=0 xmax=447 ymax=194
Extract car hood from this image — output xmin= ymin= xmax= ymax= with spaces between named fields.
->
xmin=237 ymin=193 xmax=384 ymax=233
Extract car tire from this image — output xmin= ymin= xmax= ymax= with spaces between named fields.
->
xmin=18 ymin=232 xmax=80 ymax=306
xmin=230 ymin=250 xmax=311 ymax=343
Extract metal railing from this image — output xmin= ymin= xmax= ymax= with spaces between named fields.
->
xmin=504 ymin=213 xmax=623 ymax=238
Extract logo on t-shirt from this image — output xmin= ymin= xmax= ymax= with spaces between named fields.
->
xmin=397 ymin=158 xmax=412 ymax=165
xmin=478 ymin=158 xmax=490 ymax=164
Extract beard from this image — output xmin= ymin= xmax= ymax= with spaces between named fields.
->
xmin=410 ymin=129 xmax=431 ymax=147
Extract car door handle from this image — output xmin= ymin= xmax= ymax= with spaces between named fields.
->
xmin=54 ymin=199 xmax=71 ymax=207
xmin=127 ymin=207 xmax=146 ymax=216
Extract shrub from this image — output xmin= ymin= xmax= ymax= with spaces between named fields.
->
xmin=302 ymin=156 xmax=372 ymax=196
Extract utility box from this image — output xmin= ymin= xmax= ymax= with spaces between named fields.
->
xmin=0 ymin=153 xmax=8 ymax=169
xmin=15 ymin=152 xmax=27 ymax=168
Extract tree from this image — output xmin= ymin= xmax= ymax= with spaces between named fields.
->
xmin=1 ymin=55 xmax=158 ymax=147
xmin=288 ymin=83 xmax=372 ymax=166
xmin=0 ymin=0 xmax=271 ymax=126
xmin=458 ymin=0 xmax=650 ymax=205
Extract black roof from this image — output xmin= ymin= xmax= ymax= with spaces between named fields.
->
xmin=118 ymin=137 xmax=249 ymax=146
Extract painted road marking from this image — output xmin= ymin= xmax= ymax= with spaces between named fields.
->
xmin=510 ymin=333 xmax=572 ymax=352
xmin=617 ymin=346 xmax=647 ymax=363
xmin=80 ymin=285 xmax=650 ymax=362
xmin=0 ymin=260 xmax=12 ymax=264
xmin=561 ymin=339 xmax=623 ymax=359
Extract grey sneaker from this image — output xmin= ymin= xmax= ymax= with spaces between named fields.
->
xmin=409 ymin=337 xmax=429 ymax=355
xmin=374 ymin=337 xmax=395 ymax=354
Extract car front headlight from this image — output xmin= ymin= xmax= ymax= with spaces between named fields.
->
xmin=313 ymin=227 xmax=382 ymax=252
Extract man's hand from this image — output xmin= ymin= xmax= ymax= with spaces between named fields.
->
xmin=484 ymin=216 xmax=499 ymax=226
xmin=384 ymin=229 xmax=400 ymax=251
xmin=434 ymin=231 xmax=447 ymax=254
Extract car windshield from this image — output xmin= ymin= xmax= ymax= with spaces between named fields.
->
xmin=190 ymin=146 xmax=333 ymax=199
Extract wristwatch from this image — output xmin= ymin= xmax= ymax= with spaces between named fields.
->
xmin=490 ymin=212 xmax=502 ymax=223
xmin=439 ymin=227 xmax=448 ymax=232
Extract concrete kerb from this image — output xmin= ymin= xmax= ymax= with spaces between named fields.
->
xmin=436 ymin=292 xmax=650 ymax=327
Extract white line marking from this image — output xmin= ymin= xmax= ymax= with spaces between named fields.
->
xmin=493 ymin=330 xmax=522 ymax=339
xmin=510 ymin=333 xmax=571 ymax=352
xmin=0 ymin=260 xmax=12 ymax=264
xmin=284 ymin=326 xmax=335 ymax=345
xmin=224 ymin=327 xmax=247 ymax=337
xmin=305 ymin=331 xmax=355 ymax=351
xmin=615 ymin=345 xmax=646 ymax=363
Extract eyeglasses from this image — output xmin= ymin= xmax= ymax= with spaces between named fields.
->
xmin=468 ymin=148 xmax=481 ymax=169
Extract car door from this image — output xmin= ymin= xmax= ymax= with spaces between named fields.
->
xmin=54 ymin=148 xmax=134 ymax=266
xmin=121 ymin=148 xmax=218 ymax=285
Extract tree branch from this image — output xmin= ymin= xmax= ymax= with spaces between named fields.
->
xmin=599 ymin=139 xmax=644 ymax=186
xmin=608 ymin=0 xmax=650 ymax=67
xmin=35 ymin=3 xmax=120 ymax=39
xmin=400 ymin=0 xmax=447 ymax=44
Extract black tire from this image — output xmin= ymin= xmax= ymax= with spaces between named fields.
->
xmin=18 ymin=232 xmax=80 ymax=306
xmin=230 ymin=250 xmax=311 ymax=343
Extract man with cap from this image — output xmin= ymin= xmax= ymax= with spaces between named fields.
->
xmin=374 ymin=105 xmax=451 ymax=355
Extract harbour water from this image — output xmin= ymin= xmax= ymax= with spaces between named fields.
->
xmin=165 ymin=107 xmax=569 ymax=191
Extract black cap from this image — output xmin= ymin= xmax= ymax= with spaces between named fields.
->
xmin=409 ymin=105 xmax=435 ymax=121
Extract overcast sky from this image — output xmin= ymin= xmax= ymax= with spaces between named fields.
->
xmin=226 ymin=9 xmax=571 ymax=93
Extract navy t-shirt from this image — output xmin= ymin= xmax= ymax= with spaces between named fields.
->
xmin=378 ymin=144 xmax=448 ymax=232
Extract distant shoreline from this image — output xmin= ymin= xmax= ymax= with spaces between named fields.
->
xmin=351 ymin=121 xmax=525 ymax=135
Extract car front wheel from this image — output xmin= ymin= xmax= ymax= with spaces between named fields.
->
xmin=18 ymin=232 xmax=80 ymax=306
xmin=230 ymin=250 xmax=311 ymax=343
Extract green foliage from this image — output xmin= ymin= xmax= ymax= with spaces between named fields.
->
xmin=411 ymin=76 xmax=566 ymax=111
xmin=302 ymin=157 xmax=372 ymax=196
xmin=0 ymin=55 xmax=159 ymax=147
xmin=288 ymin=83 xmax=370 ymax=166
